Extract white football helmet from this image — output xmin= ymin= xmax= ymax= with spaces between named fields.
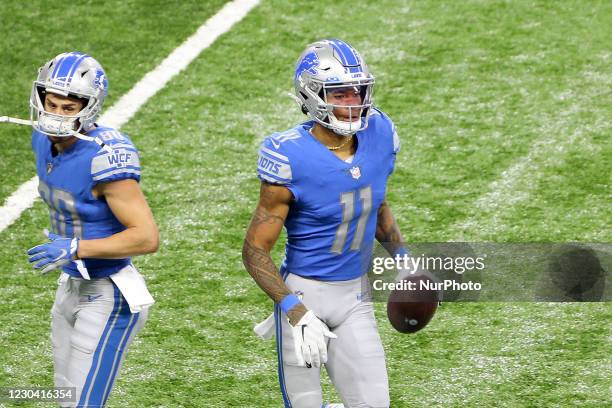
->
xmin=293 ymin=39 xmax=374 ymax=136
xmin=30 ymin=52 xmax=108 ymax=137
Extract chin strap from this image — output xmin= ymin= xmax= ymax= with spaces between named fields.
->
xmin=0 ymin=116 xmax=32 ymax=126
xmin=287 ymin=92 xmax=304 ymax=108
xmin=0 ymin=115 xmax=113 ymax=153
xmin=73 ymin=131 xmax=113 ymax=153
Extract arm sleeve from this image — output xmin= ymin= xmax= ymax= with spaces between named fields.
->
xmin=90 ymin=143 xmax=141 ymax=184
xmin=257 ymin=137 xmax=299 ymax=201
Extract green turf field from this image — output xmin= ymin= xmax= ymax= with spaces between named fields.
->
xmin=0 ymin=0 xmax=610 ymax=407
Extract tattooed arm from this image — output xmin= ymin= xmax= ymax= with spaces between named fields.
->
xmin=375 ymin=199 xmax=406 ymax=256
xmin=242 ymin=182 xmax=307 ymax=325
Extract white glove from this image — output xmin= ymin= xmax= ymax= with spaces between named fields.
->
xmin=292 ymin=310 xmax=337 ymax=368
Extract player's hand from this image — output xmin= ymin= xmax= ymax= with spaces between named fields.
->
xmin=292 ymin=310 xmax=337 ymax=368
xmin=27 ymin=229 xmax=79 ymax=274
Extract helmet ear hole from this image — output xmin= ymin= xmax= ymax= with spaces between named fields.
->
xmin=299 ymin=92 xmax=310 ymax=115
xmin=37 ymin=87 xmax=46 ymax=105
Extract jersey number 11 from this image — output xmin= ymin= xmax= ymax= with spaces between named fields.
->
xmin=331 ymin=185 xmax=372 ymax=254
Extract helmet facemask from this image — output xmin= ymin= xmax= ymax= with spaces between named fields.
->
xmin=321 ymin=81 xmax=374 ymax=136
xmin=30 ymin=84 xmax=98 ymax=137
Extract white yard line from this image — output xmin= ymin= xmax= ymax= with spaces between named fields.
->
xmin=0 ymin=178 xmax=40 ymax=233
xmin=0 ymin=0 xmax=260 ymax=233
xmin=450 ymin=113 xmax=606 ymax=241
xmin=450 ymin=132 xmax=565 ymax=240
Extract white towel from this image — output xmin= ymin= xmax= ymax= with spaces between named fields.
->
xmin=110 ymin=264 xmax=155 ymax=314
xmin=253 ymin=312 xmax=275 ymax=340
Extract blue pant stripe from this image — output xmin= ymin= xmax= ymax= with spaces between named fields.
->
xmin=77 ymin=285 xmax=121 ymax=406
xmin=275 ymin=304 xmax=292 ymax=408
xmin=86 ymin=288 xmax=134 ymax=407
xmin=277 ymin=267 xmax=292 ymax=407
xmin=101 ymin=309 xmax=140 ymax=405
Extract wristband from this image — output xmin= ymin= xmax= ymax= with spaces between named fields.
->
xmin=395 ymin=247 xmax=409 ymax=257
xmin=279 ymin=294 xmax=301 ymax=314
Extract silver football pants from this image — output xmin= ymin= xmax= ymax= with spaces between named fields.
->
xmin=275 ymin=273 xmax=390 ymax=408
xmin=51 ymin=273 xmax=148 ymax=407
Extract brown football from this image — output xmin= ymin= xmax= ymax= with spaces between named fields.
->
xmin=386 ymin=275 xmax=440 ymax=333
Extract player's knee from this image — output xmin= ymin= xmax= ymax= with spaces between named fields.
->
xmin=54 ymin=375 xmax=78 ymax=408
xmin=289 ymin=390 xmax=323 ymax=408
xmin=349 ymin=400 xmax=389 ymax=408
xmin=361 ymin=396 xmax=390 ymax=408
xmin=54 ymin=373 xmax=71 ymax=389
xmin=349 ymin=384 xmax=389 ymax=408
xmin=367 ymin=387 xmax=390 ymax=408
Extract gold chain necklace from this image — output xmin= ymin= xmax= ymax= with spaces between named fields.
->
xmin=327 ymin=135 xmax=353 ymax=151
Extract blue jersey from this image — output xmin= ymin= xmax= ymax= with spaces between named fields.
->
xmin=257 ymin=109 xmax=400 ymax=281
xmin=32 ymin=126 xmax=141 ymax=278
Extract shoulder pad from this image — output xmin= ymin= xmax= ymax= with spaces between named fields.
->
xmin=94 ymin=129 xmax=131 ymax=146
xmin=370 ymin=108 xmax=400 ymax=153
xmin=91 ymin=142 xmax=141 ymax=183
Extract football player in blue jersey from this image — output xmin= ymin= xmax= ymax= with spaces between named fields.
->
xmin=26 ymin=52 xmax=159 ymax=407
xmin=243 ymin=39 xmax=405 ymax=408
